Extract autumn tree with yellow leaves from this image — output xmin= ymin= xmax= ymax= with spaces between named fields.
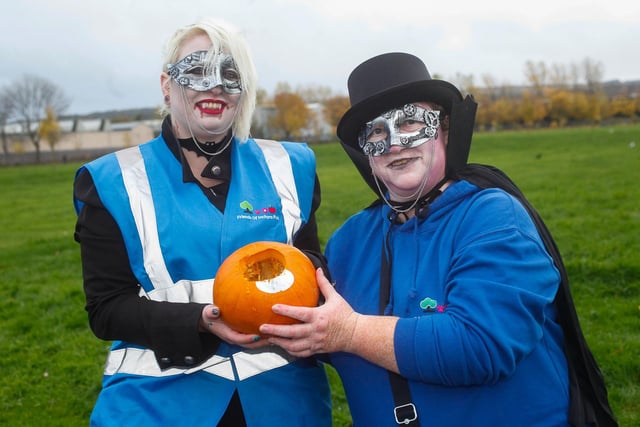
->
xmin=39 ymin=106 xmax=62 ymax=152
xmin=270 ymin=92 xmax=311 ymax=139
xmin=322 ymin=95 xmax=350 ymax=133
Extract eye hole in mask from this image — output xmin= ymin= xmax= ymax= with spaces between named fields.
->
xmin=358 ymin=104 xmax=441 ymax=156
xmin=167 ymin=50 xmax=242 ymax=94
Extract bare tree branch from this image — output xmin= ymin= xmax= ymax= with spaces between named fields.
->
xmin=3 ymin=74 xmax=70 ymax=162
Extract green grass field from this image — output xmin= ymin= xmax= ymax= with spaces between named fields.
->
xmin=1 ymin=124 xmax=639 ymax=426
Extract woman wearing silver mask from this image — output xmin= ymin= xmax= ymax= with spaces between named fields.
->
xmin=73 ymin=18 xmax=331 ymax=426
xmin=261 ymin=53 xmax=616 ymax=426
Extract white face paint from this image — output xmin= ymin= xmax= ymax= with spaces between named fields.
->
xmin=359 ymin=104 xmax=441 ymax=156
xmin=163 ymin=35 xmax=242 ymax=141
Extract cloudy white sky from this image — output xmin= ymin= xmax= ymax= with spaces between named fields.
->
xmin=1 ymin=0 xmax=638 ymax=114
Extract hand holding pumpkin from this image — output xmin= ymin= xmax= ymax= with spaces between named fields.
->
xmin=259 ymin=268 xmax=361 ymax=358
xmin=200 ymin=304 xmax=270 ymax=348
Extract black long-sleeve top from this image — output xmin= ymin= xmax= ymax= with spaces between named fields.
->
xmin=73 ymin=117 xmax=325 ymax=369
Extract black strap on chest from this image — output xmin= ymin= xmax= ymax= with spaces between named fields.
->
xmin=377 ymin=183 xmax=447 ymax=425
xmin=380 ymin=220 xmax=420 ymax=426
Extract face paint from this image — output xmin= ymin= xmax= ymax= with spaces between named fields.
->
xmin=358 ymin=104 xmax=441 ymax=156
xmin=167 ymin=50 xmax=242 ymax=94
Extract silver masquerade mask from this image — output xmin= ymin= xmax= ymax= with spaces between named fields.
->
xmin=358 ymin=104 xmax=441 ymax=156
xmin=167 ymin=50 xmax=242 ymax=94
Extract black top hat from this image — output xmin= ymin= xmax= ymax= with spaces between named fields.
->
xmin=337 ymin=52 xmax=463 ymax=148
xmin=336 ymin=52 xmax=478 ymax=201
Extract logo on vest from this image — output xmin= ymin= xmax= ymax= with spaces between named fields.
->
xmin=237 ymin=200 xmax=280 ymax=221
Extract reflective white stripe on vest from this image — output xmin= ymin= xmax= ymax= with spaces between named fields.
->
xmin=116 ymin=147 xmax=174 ymax=289
xmin=104 ymin=347 xmax=295 ymax=381
xmin=111 ymin=144 xmax=303 ymax=380
xmin=116 ymin=142 xmax=302 ymax=288
xmin=255 ymin=139 xmax=302 ymax=244
xmin=232 ymin=347 xmax=295 ymax=380
xmin=105 ymin=347 xmax=233 ymax=379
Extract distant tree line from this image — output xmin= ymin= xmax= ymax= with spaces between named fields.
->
xmin=450 ymin=58 xmax=639 ymax=130
xmin=2 ymin=57 xmax=638 ymax=163
xmin=254 ymin=57 xmax=639 ymax=138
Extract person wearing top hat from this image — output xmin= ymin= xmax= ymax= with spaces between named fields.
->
xmin=260 ymin=52 xmax=617 ymax=426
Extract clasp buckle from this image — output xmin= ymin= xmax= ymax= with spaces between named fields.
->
xmin=394 ymin=403 xmax=417 ymax=425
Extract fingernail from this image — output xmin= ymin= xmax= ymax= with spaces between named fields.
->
xmin=212 ymin=307 xmax=219 ymax=316
xmin=252 ymin=336 xmax=260 ymax=342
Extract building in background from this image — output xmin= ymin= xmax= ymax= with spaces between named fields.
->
xmin=1 ymin=118 xmax=160 ymax=165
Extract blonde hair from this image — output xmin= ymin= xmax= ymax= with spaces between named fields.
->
xmin=161 ymin=18 xmax=257 ymax=142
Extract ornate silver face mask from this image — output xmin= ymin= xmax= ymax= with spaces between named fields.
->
xmin=358 ymin=104 xmax=441 ymax=156
xmin=167 ymin=50 xmax=242 ymax=94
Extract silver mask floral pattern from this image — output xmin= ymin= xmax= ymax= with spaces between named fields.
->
xmin=359 ymin=104 xmax=441 ymax=156
xmin=167 ymin=50 xmax=242 ymax=94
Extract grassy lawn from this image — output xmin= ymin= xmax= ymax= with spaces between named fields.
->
xmin=1 ymin=124 xmax=639 ymax=426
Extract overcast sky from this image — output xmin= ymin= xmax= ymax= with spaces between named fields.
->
xmin=2 ymin=0 xmax=638 ymax=115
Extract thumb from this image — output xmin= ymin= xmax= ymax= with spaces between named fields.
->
xmin=204 ymin=304 xmax=220 ymax=320
xmin=315 ymin=268 xmax=336 ymax=300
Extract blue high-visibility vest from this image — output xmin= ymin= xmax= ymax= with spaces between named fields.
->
xmin=75 ymin=135 xmax=331 ymax=426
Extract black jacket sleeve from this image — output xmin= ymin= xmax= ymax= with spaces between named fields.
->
xmin=74 ymin=169 xmax=221 ymax=369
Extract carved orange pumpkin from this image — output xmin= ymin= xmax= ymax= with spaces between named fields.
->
xmin=213 ymin=241 xmax=319 ymax=334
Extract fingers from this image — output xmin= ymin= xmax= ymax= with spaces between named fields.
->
xmin=270 ymin=303 xmax=313 ymax=323
xmin=202 ymin=305 xmax=220 ymax=324
xmin=315 ymin=268 xmax=337 ymax=301
xmin=267 ymin=336 xmax=313 ymax=358
xmin=315 ymin=268 xmax=333 ymax=290
xmin=211 ymin=322 xmax=270 ymax=348
xmin=200 ymin=305 xmax=218 ymax=331
xmin=259 ymin=320 xmax=308 ymax=339
xmin=202 ymin=304 xmax=270 ymax=347
xmin=263 ymin=323 xmax=317 ymax=357
xmin=224 ymin=328 xmax=270 ymax=347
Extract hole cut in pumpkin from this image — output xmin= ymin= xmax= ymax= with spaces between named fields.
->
xmin=213 ymin=241 xmax=319 ymax=334
xmin=243 ymin=249 xmax=285 ymax=281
